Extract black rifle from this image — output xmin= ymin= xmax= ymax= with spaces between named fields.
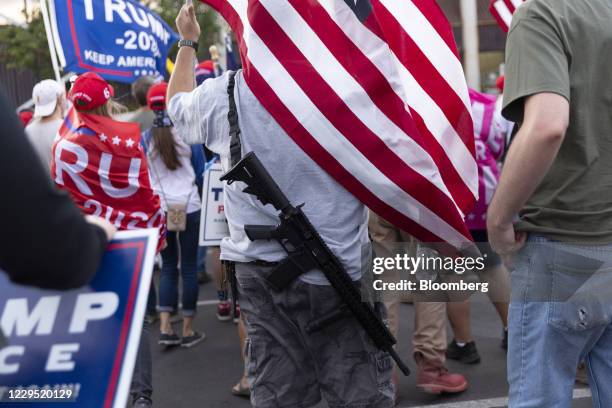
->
xmin=220 ymin=151 xmax=410 ymax=376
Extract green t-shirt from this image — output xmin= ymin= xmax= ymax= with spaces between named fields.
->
xmin=503 ymin=0 xmax=612 ymax=243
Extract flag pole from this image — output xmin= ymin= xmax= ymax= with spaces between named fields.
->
xmin=39 ymin=0 xmax=62 ymax=82
xmin=460 ymin=0 xmax=481 ymax=90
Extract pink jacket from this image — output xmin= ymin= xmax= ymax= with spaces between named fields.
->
xmin=466 ymin=89 xmax=506 ymax=231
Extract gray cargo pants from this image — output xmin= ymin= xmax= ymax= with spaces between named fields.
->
xmin=235 ymin=262 xmax=394 ymax=408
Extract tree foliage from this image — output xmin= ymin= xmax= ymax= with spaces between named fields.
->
xmin=143 ymin=0 xmax=221 ymax=62
xmin=0 ymin=7 xmax=54 ymax=79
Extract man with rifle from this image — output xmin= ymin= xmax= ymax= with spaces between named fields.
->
xmin=167 ymin=3 xmax=398 ymax=407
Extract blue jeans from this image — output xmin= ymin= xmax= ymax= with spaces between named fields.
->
xmin=159 ymin=211 xmax=200 ymax=316
xmin=508 ymin=235 xmax=612 ymax=408
xmin=197 ymin=245 xmax=207 ymax=273
xmin=146 ymin=281 xmax=157 ymax=315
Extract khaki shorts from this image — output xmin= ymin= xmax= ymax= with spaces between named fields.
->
xmin=235 ymin=262 xmax=394 ymax=408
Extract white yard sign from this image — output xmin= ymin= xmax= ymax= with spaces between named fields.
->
xmin=199 ymin=161 xmax=229 ymax=246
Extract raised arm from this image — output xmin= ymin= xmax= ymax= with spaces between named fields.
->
xmin=167 ymin=3 xmax=200 ymax=103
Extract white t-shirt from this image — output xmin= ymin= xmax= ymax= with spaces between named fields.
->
xmin=25 ymin=119 xmax=63 ymax=171
xmin=495 ymin=96 xmax=514 ymax=145
xmin=168 ymin=71 xmax=369 ymax=285
xmin=145 ymin=129 xmax=201 ymax=214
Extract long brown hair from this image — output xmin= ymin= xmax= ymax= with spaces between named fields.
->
xmin=151 ymin=126 xmax=181 ymax=170
xmin=82 ymin=99 xmax=127 ymax=118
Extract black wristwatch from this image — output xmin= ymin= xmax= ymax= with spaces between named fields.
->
xmin=178 ymin=39 xmax=199 ymax=52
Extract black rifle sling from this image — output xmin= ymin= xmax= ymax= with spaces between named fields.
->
xmin=227 ymin=71 xmax=242 ymax=167
xmin=226 ymin=71 xmax=241 ymax=310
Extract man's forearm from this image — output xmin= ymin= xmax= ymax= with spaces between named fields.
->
xmin=167 ymin=46 xmax=197 ymax=103
xmin=488 ymin=122 xmax=564 ymax=226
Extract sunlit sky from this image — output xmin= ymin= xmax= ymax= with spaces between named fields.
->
xmin=0 ymin=0 xmax=32 ymax=25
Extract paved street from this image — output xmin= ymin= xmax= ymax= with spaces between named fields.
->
xmin=149 ymin=283 xmax=593 ymax=408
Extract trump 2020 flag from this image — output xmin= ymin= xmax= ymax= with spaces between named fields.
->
xmin=200 ymin=0 xmax=478 ymax=249
xmin=51 ymin=109 xmax=166 ymax=251
xmin=49 ymin=0 xmax=179 ymax=83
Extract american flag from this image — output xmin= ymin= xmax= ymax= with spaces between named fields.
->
xmin=201 ymin=0 xmax=478 ymax=248
xmin=489 ymin=0 xmax=525 ymax=32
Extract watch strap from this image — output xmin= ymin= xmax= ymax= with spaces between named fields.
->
xmin=178 ymin=39 xmax=199 ymax=52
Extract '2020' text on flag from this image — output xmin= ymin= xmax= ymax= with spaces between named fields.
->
xmin=49 ymin=0 xmax=179 ymax=83
xmin=489 ymin=0 xmax=525 ymax=32
xmin=201 ymin=0 xmax=479 ymax=249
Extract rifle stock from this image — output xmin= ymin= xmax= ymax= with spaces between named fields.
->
xmin=220 ymin=152 xmax=290 ymax=211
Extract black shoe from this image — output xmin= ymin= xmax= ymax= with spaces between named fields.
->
xmin=158 ymin=332 xmax=181 ymax=347
xmin=446 ymin=339 xmax=481 ymax=364
xmin=181 ymin=331 xmax=206 ymax=348
xmin=502 ymin=329 xmax=508 ymax=351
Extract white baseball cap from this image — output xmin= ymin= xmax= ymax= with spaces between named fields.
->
xmin=32 ymin=80 xmax=64 ymax=118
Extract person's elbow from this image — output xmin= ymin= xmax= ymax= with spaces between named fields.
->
xmin=533 ymin=116 xmax=568 ymax=144
xmin=167 ymin=92 xmax=182 ymax=123
xmin=525 ymin=93 xmax=569 ymax=144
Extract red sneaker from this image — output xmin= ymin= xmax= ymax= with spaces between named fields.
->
xmin=416 ymin=365 xmax=468 ymax=394
xmin=216 ymin=301 xmax=232 ymax=322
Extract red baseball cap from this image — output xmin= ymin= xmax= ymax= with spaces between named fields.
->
xmin=69 ymin=72 xmax=114 ymax=111
xmin=196 ymin=60 xmax=216 ymax=86
xmin=496 ymin=75 xmax=505 ymax=92
xmin=196 ymin=60 xmax=215 ymax=75
xmin=147 ymin=82 xmax=168 ymax=111
xmin=18 ymin=110 xmax=33 ymax=127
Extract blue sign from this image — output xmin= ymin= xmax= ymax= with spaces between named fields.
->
xmin=0 ymin=229 xmax=158 ymax=408
xmin=50 ymin=0 xmax=179 ymax=83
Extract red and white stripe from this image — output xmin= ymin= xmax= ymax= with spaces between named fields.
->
xmin=200 ymin=0 xmax=478 ymax=248
xmin=489 ymin=0 xmax=525 ymax=32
